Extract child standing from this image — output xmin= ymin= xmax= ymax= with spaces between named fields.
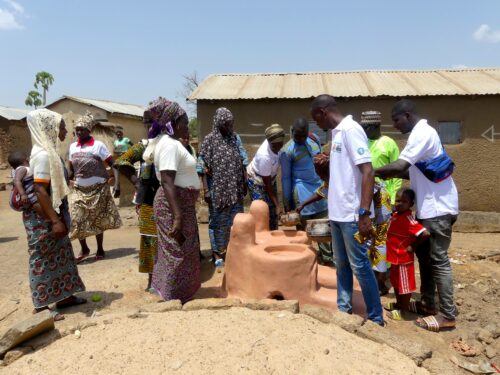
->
xmin=385 ymin=188 xmax=430 ymax=320
xmin=8 ymin=151 xmax=43 ymax=215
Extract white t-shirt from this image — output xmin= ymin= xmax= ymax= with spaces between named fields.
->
xmin=399 ymin=119 xmax=459 ymax=220
xmin=154 ymin=135 xmax=200 ymax=189
xmin=328 ymin=115 xmax=373 ymax=222
xmin=69 ymin=139 xmax=112 ymax=187
xmin=31 ymin=151 xmax=51 ymax=183
xmin=248 ymin=140 xmax=280 ymax=178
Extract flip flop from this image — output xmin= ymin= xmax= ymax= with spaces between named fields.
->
xmin=95 ymin=254 xmax=105 ymax=261
xmin=415 ymin=315 xmax=456 ymax=332
xmin=56 ymin=297 xmax=87 ymax=309
xmin=384 ymin=302 xmax=399 ymax=311
xmin=49 ymin=309 xmax=65 ymax=321
xmin=76 ymin=253 xmax=90 ymax=264
xmin=386 ymin=309 xmax=402 ymax=321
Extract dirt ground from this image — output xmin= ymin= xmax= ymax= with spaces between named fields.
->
xmin=0 ymin=179 xmax=499 ymax=374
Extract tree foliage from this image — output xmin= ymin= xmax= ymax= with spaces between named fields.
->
xmin=34 ymin=71 xmax=55 ymax=105
xmin=25 ymin=90 xmax=42 ymax=108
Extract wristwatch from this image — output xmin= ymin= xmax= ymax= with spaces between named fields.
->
xmin=358 ymin=208 xmax=371 ymax=217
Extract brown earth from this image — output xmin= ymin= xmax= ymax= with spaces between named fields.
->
xmin=0 ymin=173 xmax=498 ymax=374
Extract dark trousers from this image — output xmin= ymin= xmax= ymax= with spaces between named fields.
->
xmin=416 ymin=214 xmax=458 ymax=320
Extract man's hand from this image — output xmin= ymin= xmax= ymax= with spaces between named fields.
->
xmin=296 ymin=204 xmax=304 ymax=213
xmin=358 ymin=215 xmax=373 ymax=238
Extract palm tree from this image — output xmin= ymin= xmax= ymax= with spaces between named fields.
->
xmin=25 ymin=90 xmax=43 ymax=108
xmin=34 ymin=71 xmax=54 ymax=105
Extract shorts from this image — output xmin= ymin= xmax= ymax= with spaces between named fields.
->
xmin=390 ymin=262 xmax=416 ymax=295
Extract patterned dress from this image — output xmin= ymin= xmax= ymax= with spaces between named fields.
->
xmin=152 ymin=187 xmax=201 ymax=303
xmin=23 ymin=200 xmax=85 ymax=308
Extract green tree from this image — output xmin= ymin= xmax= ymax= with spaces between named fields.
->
xmin=25 ymin=90 xmax=42 ymax=108
xmin=34 ymin=71 xmax=55 ymax=105
xmin=188 ymin=117 xmax=198 ymax=139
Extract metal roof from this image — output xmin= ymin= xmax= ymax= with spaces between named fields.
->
xmin=0 ymin=105 xmax=30 ymax=121
xmin=189 ymin=68 xmax=500 ymax=100
xmin=46 ymin=95 xmax=145 ymax=118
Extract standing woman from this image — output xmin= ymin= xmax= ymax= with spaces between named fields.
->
xmin=68 ymin=111 xmax=122 ymax=262
xmin=26 ymin=109 xmax=86 ymax=320
xmin=112 ymin=127 xmax=133 ymax=198
xmin=149 ymin=99 xmax=201 ymax=303
xmin=197 ymin=107 xmax=248 ymax=269
xmin=247 ymin=124 xmax=285 ymax=230
xmin=113 ymin=135 xmax=159 ymax=291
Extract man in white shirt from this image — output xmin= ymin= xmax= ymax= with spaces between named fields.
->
xmin=375 ymin=99 xmax=459 ymax=332
xmin=311 ymin=95 xmax=383 ymax=325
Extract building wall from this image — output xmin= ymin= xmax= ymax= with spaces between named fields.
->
xmin=197 ymin=95 xmax=500 ymax=212
xmin=0 ymin=118 xmax=31 ymax=166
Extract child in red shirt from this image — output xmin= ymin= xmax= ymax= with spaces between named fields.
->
xmin=385 ymin=189 xmax=430 ymax=320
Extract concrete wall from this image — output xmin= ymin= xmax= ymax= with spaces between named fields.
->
xmin=0 ymin=118 xmax=31 ymax=166
xmin=197 ymin=95 xmax=500 ymax=212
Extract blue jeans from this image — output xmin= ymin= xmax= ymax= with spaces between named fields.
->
xmin=330 ymin=221 xmax=383 ymax=324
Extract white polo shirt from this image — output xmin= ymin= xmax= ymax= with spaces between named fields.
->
xmin=328 ymin=115 xmax=373 ymax=222
xmin=399 ymin=119 xmax=459 ymax=220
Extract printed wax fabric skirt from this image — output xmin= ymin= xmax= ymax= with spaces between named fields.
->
xmin=23 ymin=207 xmax=85 ymax=308
xmin=69 ymin=182 xmax=122 ymax=240
xmin=152 ymin=186 xmax=201 ymax=303
xmin=247 ymin=175 xmax=278 ymax=230
xmin=138 ymin=204 xmax=157 ymax=274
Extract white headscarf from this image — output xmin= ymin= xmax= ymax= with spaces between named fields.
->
xmin=27 ymin=109 xmax=70 ymax=213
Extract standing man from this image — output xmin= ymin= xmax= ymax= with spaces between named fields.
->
xmin=375 ymin=99 xmax=459 ymax=331
xmin=280 ymin=118 xmax=334 ymax=266
xmin=360 ymin=110 xmax=402 ymax=295
xmin=360 ymin=111 xmax=402 ymax=204
xmin=311 ymin=95 xmax=383 ymax=325
xmin=112 ymin=127 xmax=133 ymax=198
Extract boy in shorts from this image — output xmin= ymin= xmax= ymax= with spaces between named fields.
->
xmin=385 ymin=188 xmax=430 ymax=320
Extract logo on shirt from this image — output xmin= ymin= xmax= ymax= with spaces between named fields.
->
xmin=333 ymin=142 xmax=342 ymax=153
xmin=357 ymin=147 xmax=366 ymax=155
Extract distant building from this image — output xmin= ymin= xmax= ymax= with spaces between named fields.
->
xmin=190 ymin=68 xmax=500 ymax=212
xmin=0 ymin=105 xmax=30 ymax=166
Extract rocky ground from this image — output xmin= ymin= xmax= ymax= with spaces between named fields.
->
xmin=0 ymin=178 xmax=498 ymax=374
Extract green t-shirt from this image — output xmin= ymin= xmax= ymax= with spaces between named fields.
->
xmin=114 ymin=137 xmax=131 ymax=154
xmin=368 ymin=136 xmax=402 ymax=204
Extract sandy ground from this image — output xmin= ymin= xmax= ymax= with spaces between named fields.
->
xmin=0 ymin=177 xmax=499 ymax=374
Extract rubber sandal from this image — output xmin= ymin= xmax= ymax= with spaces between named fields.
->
xmin=95 ymin=254 xmax=105 ymax=261
xmin=76 ymin=253 xmax=90 ymax=264
xmin=384 ymin=302 xmax=398 ymax=311
xmin=56 ymin=297 xmax=87 ymax=309
xmin=214 ymin=258 xmax=224 ymax=273
xmin=386 ymin=309 xmax=402 ymax=321
xmin=50 ymin=309 xmax=65 ymax=321
xmin=415 ymin=315 xmax=456 ymax=332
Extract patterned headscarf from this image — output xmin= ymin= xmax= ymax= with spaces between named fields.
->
xmin=74 ymin=111 xmax=95 ymax=131
xmin=213 ymin=107 xmax=234 ymax=131
xmin=265 ymin=124 xmax=285 ymax=144
xmin=27 ymin=109 xmax=70 ymax=213
xmin=146 ymin=98 xmax=186 ymax=138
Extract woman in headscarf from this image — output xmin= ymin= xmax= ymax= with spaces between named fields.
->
xmin=148 ymin=99 xmax=201 ymax=303
xmin=68 ymin=111 xmax=122 ymax=262
xmin=247 ymin=124 xmax=285 ymax=230
xmin=113 ymin=111 xmax=162 ymax=291
xmin=25 ymin=109 xmax=86 ymax=320
xmin=197 ymin=107 xmax=249 ymax=269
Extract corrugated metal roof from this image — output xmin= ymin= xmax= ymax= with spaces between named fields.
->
xmin=0 ymin=105 xmax=30 ymax=121
xmin=47 ymin=95 xmax=144 ymax=118
xmin=189 ymin=68 xmax=500 ymax=100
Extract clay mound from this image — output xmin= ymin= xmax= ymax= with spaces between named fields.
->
xmin=3 ymin=308 xmax=428 ymax=375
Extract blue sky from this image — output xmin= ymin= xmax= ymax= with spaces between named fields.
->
xmin=1 ymin=0 xmax=499 ymax=114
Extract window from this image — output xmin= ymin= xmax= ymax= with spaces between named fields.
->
xmin=438 ymin=122 xmax=462 ymax=144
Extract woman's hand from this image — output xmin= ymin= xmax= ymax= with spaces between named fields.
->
xmin=135 ymin=204 xmax=141 ymax=215
xmin=52 ymin=220 xmax=67 ymax=239
xmin=21 ymin=194 xmax=29 ymax=205
xmin=107 ymin=176 xmax=115 ymax=186
xmin=203 ymin=190 xmax=212 ymax=205
xmin=69 ymin=180 xmax=75 ymax=188
xmin=296 ymin=204 xmax=304 ymax=213
xmin=169 ymin=218 xmax=185 ymax=245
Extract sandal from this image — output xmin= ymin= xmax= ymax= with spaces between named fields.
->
xmin=56 ymin=296 xmax=87 ymax=309
xmin=95 ymin=253 xmax=105 ymax=261
xmin=214 ymin=258 xmax=224 ymax=273
xmin=76 ymin=252 xmax=90 ymax=264
xmin=49 ymin=309 xmax=65 ymax=321
xmin=384 ymin=302 xmax=399 ymax=311
xmin=415 ymin=315 xmax=456 ymax=332
xmin=410 ymin=301 xmax=437 ymax=315
xmin=386 ymin=310 xmax=402 ymax=321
